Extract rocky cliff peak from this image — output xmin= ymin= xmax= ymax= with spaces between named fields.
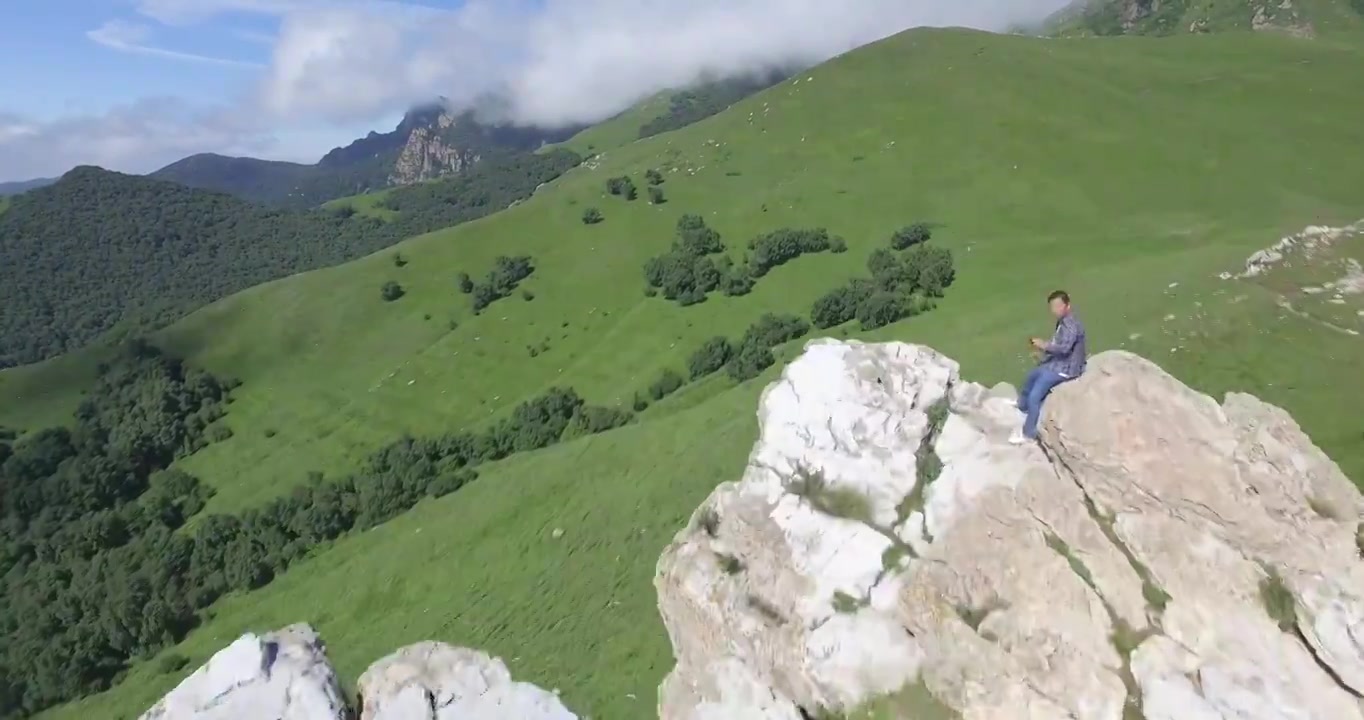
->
xmin=385 ymin=100 xmax=576 ymax=186
xmin=655 ymin=339 xmax=1363 ymax=719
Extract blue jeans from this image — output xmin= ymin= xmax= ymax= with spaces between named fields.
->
xmin=1018 ymin=367 xmax=1071 ymax=439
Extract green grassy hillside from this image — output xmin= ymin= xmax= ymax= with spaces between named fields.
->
xmin=16 ymin=26 xmax=1364 ymax=719
xmin=1046 ymin=0 xmax=1363 ymax=36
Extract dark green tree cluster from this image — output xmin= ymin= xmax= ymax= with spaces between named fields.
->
xmin=645 ymin=169 xmax=665 ymax=186
xmin=650 ymin=369 xmax=686 ymax=399
xmin=469 ymin=255 xmax=535 ymax=313
xmin=648 ymin=186 xmax=667 ymax=205
xmin=811 ymin=237 xmax=955 ymax=331
xmin=0 ymin=150 xmax=582 ymax=369
xmin=606 ymin=176 xmax=638 ymax=200
xmin=630 ymin=313 xmax=811 ymax=412
xmin=684 ymin=313 xmax=810 ymax=385
xmin=746 ymin=227 xmax=846 ymax=277
xmin=725 ymin=313 xmax=810 ymax=382
xmin=0 ymin=341 xmax=631 ymax=718
xmin=582 ymin=207 xmax=605 ymax=225
xmin=0 ymin=341 xmax=234 ymax=717
xmin=890 ymin=223 xmax=932 ymax=250
xmin=740 ymin=313 xmax=811 ymax=350
xmin=643 ymin=215 xmax=728 ymax=305
xmin=688 ymin=337 xmax=735 ymax=379
xmin=635 ymin=368 xmax=685 ymax=411
xmin=644 ymin=220 xmax=845 ymax=307
xmin=638 ymin=71 xmax=790 ymax=139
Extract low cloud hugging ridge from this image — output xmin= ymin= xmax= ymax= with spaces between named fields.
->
xmin=1 ymin=0 xmax=1072 ymax=180
xmin=260 ymin=0 xmax=1074 ymax=127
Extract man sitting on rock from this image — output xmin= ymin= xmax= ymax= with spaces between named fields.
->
xmin=1010 ymin=290 xmax=1087 ymax=445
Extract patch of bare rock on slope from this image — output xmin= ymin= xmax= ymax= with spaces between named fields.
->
xmin=655 ymin=339 xmax=1364 ymax=719
xmin=138 ymin=625 xmax=576 ymax=719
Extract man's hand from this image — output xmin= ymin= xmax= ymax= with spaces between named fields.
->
xmin=1030 ymin=337 xmax=1047 ymax=351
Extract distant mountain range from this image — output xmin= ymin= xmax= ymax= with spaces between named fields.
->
xmin=151 ymin=102 xmax=581 ymax=208
xmin=2 ymin=76 xmax=790 ymax=209
xmin=0 ymin=177 xmax=56 ymax=196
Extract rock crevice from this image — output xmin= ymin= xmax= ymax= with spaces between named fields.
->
xmin=656 ymin=340 xmax=1364 ymax=719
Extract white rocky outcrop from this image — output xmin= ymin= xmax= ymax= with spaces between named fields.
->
xmin=140 ymin=631 xmax=575 ymax=720
xmin=656 ymin=339 xmax=1364 ymax=719
xmin=1225 ymin=220 xmax=1363 ymax=280
xmin=358 ymin=642 xmax=576 ymax=720
xmin=138 ymin=624 xmax=347 ymax=720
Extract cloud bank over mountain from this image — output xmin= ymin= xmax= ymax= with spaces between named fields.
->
xmin=0 ymin=0 xmax=1070 ymax=180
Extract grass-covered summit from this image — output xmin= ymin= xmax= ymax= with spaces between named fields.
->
xmin=4 ymin=25 xmax=1363 ymax=720
xmin=1044 ymin=0 xmax=1363 ymax=36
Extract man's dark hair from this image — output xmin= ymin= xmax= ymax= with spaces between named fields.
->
xmin=1047 ymin=290 xmax=1070 ymax=304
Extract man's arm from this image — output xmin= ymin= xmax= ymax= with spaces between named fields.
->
xmin=1043 ymin=320 xmax=1078 ymax=356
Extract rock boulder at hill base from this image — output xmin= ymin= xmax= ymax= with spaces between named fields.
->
xmin=138 ymin=624 xmax=347 ymax=720
xmin=655 ymin=339 xmax=1364 ymax=720
xmin=140 ymin=631 xmax=576 ymax=720
xmin=358 ymin=641 xmax=577 ymax=720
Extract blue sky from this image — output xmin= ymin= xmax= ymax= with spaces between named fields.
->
xmin=0 ymin=0 xmax=1069 ymax=183
xmin=2 ymin=4 xmax=263 ymax=118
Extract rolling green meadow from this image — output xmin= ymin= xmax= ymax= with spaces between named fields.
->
xmin=5 ymin=26 xmax=1364 ymax=719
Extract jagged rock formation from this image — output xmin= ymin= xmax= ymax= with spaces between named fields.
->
xmin=358 ymin=642 xmax=577 ymax=720
xmin=138 ymin=624 xmax=346 ymax=720
xmin=656 ymin=339 xmax=1364 ymax=719
xmin=387 ymin=110 xmax=480 ymax=186
xmin=150 ymin=101 xmax=574 ymax=207
xmin=140 ymin=629 xmax=575 ymax=719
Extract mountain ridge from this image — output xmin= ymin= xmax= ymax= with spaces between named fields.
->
xmin=0 ymin=177 xmax=56 ymax=196
xmin=151 ymin=104 xmax=578 ymax=208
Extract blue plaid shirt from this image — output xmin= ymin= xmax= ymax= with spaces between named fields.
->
xmin=1040 ymin=313 xmax=1087 ymax=378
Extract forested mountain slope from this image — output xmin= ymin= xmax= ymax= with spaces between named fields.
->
xmin=0 ymin=178 xmax=55 ymax=196
xmin=0 ymin=151 xmax=580 ymax=368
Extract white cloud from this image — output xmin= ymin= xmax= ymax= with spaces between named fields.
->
xmin=0 ymin=101 xmax=280 ymax=181
xmin=251 ymin=0 xmax=1075 ymax=127
xmin=7 ymin=0 xmax=1074 ymax=180
xmin=87 ymin=19 xmax=263 ymax=68
xmin=135 ymin=0 xmax=310 ymax=25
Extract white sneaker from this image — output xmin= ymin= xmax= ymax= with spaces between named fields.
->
xmin=1008 ymin=431 xmax=1029 ymax=445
